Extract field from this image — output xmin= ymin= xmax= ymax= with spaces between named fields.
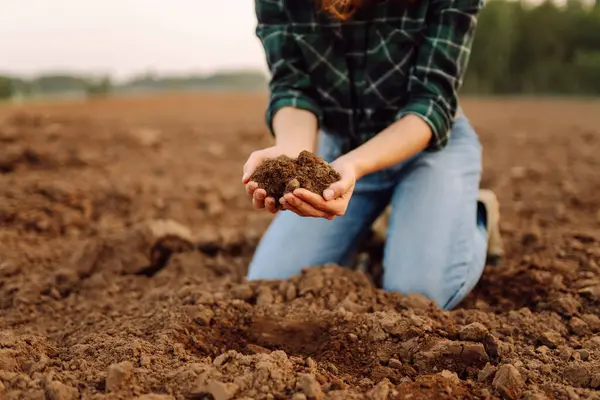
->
xmin=0 ymin=93 xmax=599 ymax=400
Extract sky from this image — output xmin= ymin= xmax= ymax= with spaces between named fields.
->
xmin=0 ymin=0 xmax=267 ymax=80
xmin=2 ymin=0 xmax=588 ymax=80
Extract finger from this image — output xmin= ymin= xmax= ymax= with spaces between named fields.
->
xmin=324 ymin=178 xmax=352 ymax=201
xmin=242 ymin=170 xmax=252 ymax=184
xmin=284 ymin=193 xmax=331 ymax=218
xmin=252 ymin=189 xmax=267 ymax=209
xmin=253 ymin=188 xmax=267 ymax=201
xmin=294 ymin=188 xmax=327 ymax=206
xmin=252 ymin=196 xmax=265 ymax=210
xmin=242 ymin=152 xmax=263 ymax=183
xmin=280 ymin=198 xmax=304 ymax=216
xmin=246 ymin=181 xmax=258 ymax=196
xmin=294 ymin=189 xmax=345 ymax=217
xmin=265 ymin=197 xmax=278 ymax=214
xmin=282 ymin=199 xmax=335 ymax=220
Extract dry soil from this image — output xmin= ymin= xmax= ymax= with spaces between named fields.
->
xmin=0 ymin=93 xmax=599 ymax=400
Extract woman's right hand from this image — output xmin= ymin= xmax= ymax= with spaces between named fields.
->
xmin=242 ymin=146 xmax=295 ymax=214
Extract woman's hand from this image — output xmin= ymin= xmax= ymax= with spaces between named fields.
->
xmin=242 ymin=146 xmax=297 ymax=214
xmin=280 ymin=156 xmax=357 ymax=220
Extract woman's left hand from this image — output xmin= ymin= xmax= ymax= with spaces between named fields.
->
xmin=280 ymin=157 xmax=357 ymax=220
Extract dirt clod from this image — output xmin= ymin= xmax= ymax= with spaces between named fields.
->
xmin=522 ymin=391 xmax=550 ymax=400
xmin=128 ymin=127 xmax=162 ymax=147
xmin=134 ymin=395 xmax=175 ymax=400
xmin=439 ymin=369 xmax=460 ymax=382
xmin=570 ymin=317 xmax=590 ymax=335
xmin=492 ymin=364 xmax=524 ymax=399
xmin=0 ymin=350 xmax=17 ymax=371
xmin=483 ymin=333 xmax=502 ymax=359
xmin=45 ymin=381 xmax=78 ymax=400
xmin=550 ymin=294 xmax=581 ymax=316
xmin=250 ymin=150 xmax=341 ymax=202
xmin=193 ymin=307 xmax=215 ymax=326
xmin=367 ymin=378 xmax=392 ymax=400
xmin=193 ymin=379 xmax=239 ymax=400
xmin=106 ymin=361 xmax=134 ymax=392
xmin=71 ymin=219 xmax=194 ymax=278
xmin=538 ymin=330 xmax=563 ymax=349
xmin=478 ymin=363 xmax=497 ymax=383
xmin=459 ymin=322 xmax=489 ymax=341
xmin=296 ymin=373 xmax=323 ymax=400
xmin=564 ymin=364 xmax=591 ymax=387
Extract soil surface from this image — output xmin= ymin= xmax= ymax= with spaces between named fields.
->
xmin=0 ymin=93 xmax=599 ymax=400
xmin=250 ymin=150 xmax=341 ymax=203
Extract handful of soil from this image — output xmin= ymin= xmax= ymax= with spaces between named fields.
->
xmin=250 ymin=150 xmax=341 ymax=206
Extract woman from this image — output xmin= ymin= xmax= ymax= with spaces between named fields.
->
xmin=242 ymin=0 xmax=503 ymax=310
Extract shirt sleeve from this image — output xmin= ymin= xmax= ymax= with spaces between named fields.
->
xmin=255 ymin=0 xmax=321 ymax=136
xmin=396 ymin=0 xmax=484 ymax=151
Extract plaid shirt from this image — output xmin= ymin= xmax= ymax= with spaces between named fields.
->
xmin=255 ymin=0 xmax=483 ymax=152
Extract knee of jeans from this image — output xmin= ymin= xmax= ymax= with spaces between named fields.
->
xmin=246 ymin=254 xmax=302 ymax=281
xmin=247 ymin=244 xmax=324 ymax=281
xmin=382 ymin=260 xmax=467 ymax=310
xmin=383 ymin=276 xmax=446 ymax=309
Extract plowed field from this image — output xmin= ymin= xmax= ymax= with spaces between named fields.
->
xmin=0 ymin=93 xmax=599 ymax=400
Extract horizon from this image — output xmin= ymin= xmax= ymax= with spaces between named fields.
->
xmin=0 ymin=67 xmax=269 ymax=83
xmin=0 ymin=0 xmax=267 ymax=80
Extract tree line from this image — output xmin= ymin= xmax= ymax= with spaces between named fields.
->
xmin=0 ymin=71 xmax=269 ymax=101
xmin=463 ymin=0 xmax=600 ymax=95
xmin=1 ymin=0 xmax=599 ymax=101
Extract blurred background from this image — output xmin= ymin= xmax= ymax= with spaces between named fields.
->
xmin=0 ymin=0 xmax=266 ymax=100
xmin=1 ymin=0 xmax=599 ymax=100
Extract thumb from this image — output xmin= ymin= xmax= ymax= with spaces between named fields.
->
xmin=323 ymin=177 xmax=352 ymax=201
xmin=242 ymin=151 xmax=264 ymax=183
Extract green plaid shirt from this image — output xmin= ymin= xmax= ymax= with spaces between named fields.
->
xmin=255 ymin=0 xmax=483 ymax=151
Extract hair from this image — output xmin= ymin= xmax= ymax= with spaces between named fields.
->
xmin=316 ymin=0 xmax=367 ymax=20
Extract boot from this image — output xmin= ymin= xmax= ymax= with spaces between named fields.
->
xmin=478 ymin=189 xmax=505 ymax=266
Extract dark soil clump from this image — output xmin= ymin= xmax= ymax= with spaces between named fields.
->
xmin=250 ymin=150 xmax=341 ymax=203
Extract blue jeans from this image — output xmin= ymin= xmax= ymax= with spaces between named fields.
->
xmin=247 ymin=113 xmax=487 ymax=310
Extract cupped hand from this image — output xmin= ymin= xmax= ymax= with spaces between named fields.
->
xmin=280 ymin=156 xmax=357 ymax=220
xmin=242 ymin=146 xmax=295 ymax=214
